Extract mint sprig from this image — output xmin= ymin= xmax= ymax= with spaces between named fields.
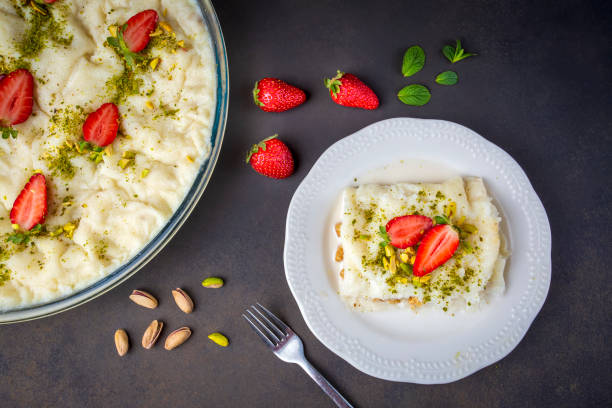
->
xmin=442 ymin=40 xmax=476 ymax=63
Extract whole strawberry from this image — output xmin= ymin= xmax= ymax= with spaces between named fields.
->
xmin=324 ymin=70 xmax=379 ymax=110
xmin=253 ymin=78 xmax=306 ymax=112
xmin=246 ymin=135 xmax=294 ymax=179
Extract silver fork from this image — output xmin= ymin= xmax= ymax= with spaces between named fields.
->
xmin=243 ymin=304 xmax=354 ymax=408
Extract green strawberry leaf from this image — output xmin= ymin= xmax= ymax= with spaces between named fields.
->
xmin=435 ymin=70 xmax=458 ymax=85
xmin=397 ymin=84 xmax=431 ymax=106
xmin=401 ymin=45 xmax=425 ymax=77
xmin=246 ymin=135 xmax=278 ymax=163
xmin=252 ymin=82 xmax=264 ymax=107
xmin=324 ymin=70 xmax=344 ymax=96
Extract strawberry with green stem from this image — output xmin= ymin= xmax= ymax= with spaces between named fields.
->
xmin=253 ymin=78 xmax=306 ymax=112
xmin=0 ymin=69 xmax=34 ymax=139
xmin=107 ymin=10 xmax=158 ymax=67
xmin=324 ymin=70 xmax=379 ymax=110
xmin=246 ymin=135 xmax=294 ymax=179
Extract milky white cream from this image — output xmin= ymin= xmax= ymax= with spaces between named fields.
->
xmin=0 ymin=0 xmax=216 ymax=310
xmin=337 ymin=177 xmax=506 ymax=312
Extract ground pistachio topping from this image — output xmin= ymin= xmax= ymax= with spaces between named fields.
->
xmin=12 ymin=0 xmax=73 ymax=59
xmin=0 ymin=263 xmax=12 ymax=287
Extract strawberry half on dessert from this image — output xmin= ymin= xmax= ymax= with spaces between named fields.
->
xmin=83 ymin=103 xmax=120 ymax=147
xmin=385 ymin=214 xmax=433 ymax=249
xmin=253 ymin=78 xmax=306 ymax=112
xmin=122 ymin=9 xmax=159 ymax=52
xmin=413 ymin=224 xmax=460 ymax=276
xmin=10 ymin=173 xmax=48 ymax=231
xmin=0 ymin=69 xmax=34 ymax=127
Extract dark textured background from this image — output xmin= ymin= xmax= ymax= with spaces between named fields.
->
xmin=1 ymin=0 xmax=611 ymax=407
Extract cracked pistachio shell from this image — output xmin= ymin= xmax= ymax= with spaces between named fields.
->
xmin=164 ymin=327 xmax=192 ymax=350
xmin=142 ymin=320 xmax=163 ymax=349
xmin=172 ymin=288 xmax=194 ymax=313
xmin=129 ymin=290 xmax=158 ymax=309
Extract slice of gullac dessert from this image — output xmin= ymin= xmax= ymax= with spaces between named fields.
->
xmin=334 ymin=177 xmax=506 ymax=312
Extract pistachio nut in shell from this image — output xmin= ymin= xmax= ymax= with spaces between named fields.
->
xmin=201 ymin=277 xmax=224 ymax=288
xmin=114 ymin=329 xmax=129 ymax=356
xmin=208 ymin=332 xmax=229 ymax=347
xmin=142 ymin=320 xmax=164 ymax=349
xmin=171 ymin=288 xmax=194 ymax=313
xmin=129 ymin=290 xmax=158 ymax=309
xmin=164 ymin=327 xmax=192 ymax=350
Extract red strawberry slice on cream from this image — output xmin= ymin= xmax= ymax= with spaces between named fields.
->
xmin=10 ymin=173 xmax=47 ymax=231
xmin=0 ymin=69 xmax=34 ymax=127
xmin=83 ymin=103 xmax=120 ymax=147
xmin=123 ymin=10 xmax=159 ymax=52
xmin=413 ymin=224 xmax=460 ymax=276
xmin=385 ymin=214 xmax=433 ymax=249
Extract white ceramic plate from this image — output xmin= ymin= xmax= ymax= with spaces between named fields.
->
xmin=284 ymin=118 xmax=551 ymax=384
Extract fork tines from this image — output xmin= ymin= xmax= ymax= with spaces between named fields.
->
xmin=243 ymin=303 xmax=291 ymax=348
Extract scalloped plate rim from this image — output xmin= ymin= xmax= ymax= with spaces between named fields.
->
xmin=284 ymin=117 xmax=551 ymax=383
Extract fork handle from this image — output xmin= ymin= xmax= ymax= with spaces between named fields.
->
xmin=297 ymin=360 xmax=353 ymax=408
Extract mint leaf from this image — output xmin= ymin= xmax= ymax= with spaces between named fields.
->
xmin=402 ymin=45 xmax=425 ymax=77
xmin=378 ymin=225 xmax=390 ymax=247
xmin=7 ymin=232 xmax=29 ymax=245
xmin=442 ymin=39 xmax=477 ymax=63
xmin=1 ymin=127 xmax=17 ymax=139
xmin=106 ymin=37 xmax=120 ymax=48
xmin=435 ymin=71 xmax=458 ymax=85
xmin=397 ymin=84 xmax=431 ymax=106
xmin=442 ymin=45 xmax=455 ymax=63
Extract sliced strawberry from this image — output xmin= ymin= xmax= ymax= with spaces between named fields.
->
xmin=413 ymin=224 xmax=460 ymax=276
xmin=83 ymin=103 xmax=120 ymax=147
xmin=10 ymin=173 xmax=48 ymax=231
xmin=0 ymin=69 xmax=34 ymax=127
xmin=122 ymin=10 xmax=159 ymax=53
xmin=385 ymin=215 xmax=433 ymax=249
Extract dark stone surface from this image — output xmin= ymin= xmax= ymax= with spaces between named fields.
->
xmin=1 ymin=0 xmax=611 ymax=406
